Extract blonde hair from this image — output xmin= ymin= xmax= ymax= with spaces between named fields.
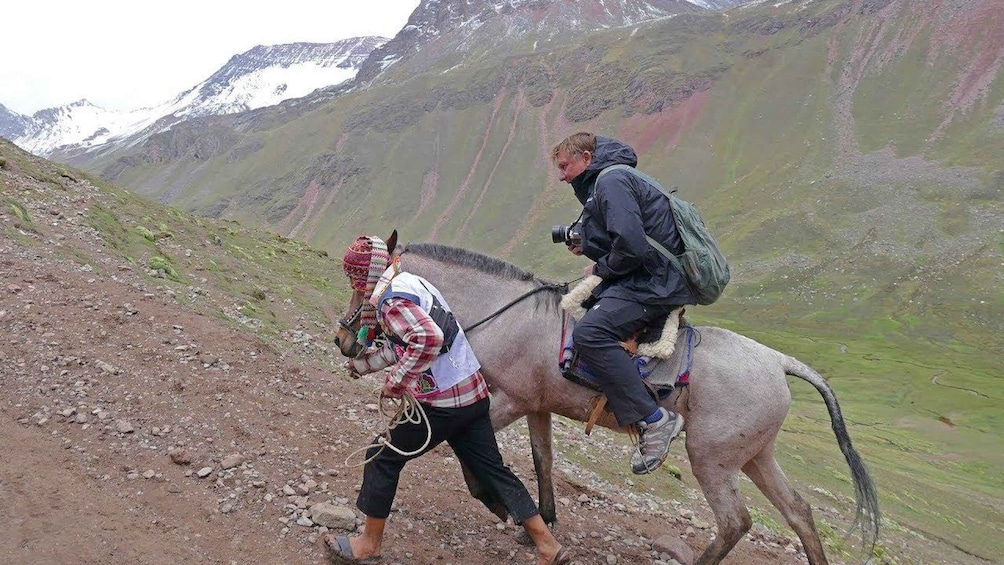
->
xmin=551 ymin=132 xmax=596 ymax=163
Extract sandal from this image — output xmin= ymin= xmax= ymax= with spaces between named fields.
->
xmin=323 ymin=534 xmax=383 ymax=564
xmin=546 ymin=546 xmax=571 ymax=565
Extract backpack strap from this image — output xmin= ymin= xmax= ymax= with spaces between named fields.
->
xmin=596 ymin=164 xmax=685 ymax=277
xmin=417 ymin=280 xmax=460 ymax=354
xmin=379 ymin=279 xmax=460 ymax=354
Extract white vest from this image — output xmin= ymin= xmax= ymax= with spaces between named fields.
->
xmin=376 ymin=272 xmax=481 ymax=395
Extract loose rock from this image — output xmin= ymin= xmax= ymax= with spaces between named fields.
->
xmin=169 ymin=449 xmax=191 ymax=465
xmin=221 ymin=453 xmax=245 ymax=470
xmin=653 ymin=534 xmax=694 ymax=565
xmin=309 ymin=503 xmax=357 ymax=530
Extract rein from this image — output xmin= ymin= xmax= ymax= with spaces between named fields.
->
xmin=463 ymin=278 xmax=580 ymax=334
xmin=344 ymin=389 xmax=432 ymax=467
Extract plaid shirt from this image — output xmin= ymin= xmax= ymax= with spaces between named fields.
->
xmin=349 ymin=297 xmax=489 ymax=408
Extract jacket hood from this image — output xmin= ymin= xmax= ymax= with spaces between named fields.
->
xmin=571 ymin=136 xmax=638 ymax=202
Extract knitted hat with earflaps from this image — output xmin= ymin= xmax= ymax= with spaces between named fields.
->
xmin=341 ymin=236 xmax=389 ymax=330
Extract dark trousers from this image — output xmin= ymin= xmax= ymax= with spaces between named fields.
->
xmin=572 ymin=296 xmax=677 ymax=426
xmin=356 ymin=396 xmax=539 ymax=523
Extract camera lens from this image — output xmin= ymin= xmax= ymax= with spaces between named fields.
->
xmin=551 ymin=225 xmax=568 ymax=244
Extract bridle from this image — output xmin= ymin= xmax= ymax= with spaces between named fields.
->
xmin=338 ymin=302 xmax=364 ymax=335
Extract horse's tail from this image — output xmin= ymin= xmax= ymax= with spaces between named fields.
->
xmin=784 ymin=356 xmax=881 ymax=553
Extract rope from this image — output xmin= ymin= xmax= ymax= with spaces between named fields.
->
xmin=344 ymin=387 xmax=433 ymax=468
xmin=464 ymin=278 xmax=579 ymax=334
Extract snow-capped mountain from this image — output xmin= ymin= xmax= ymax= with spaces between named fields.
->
xmin=179 ymin=39 xmax=384 ymax=118
xmin=7 ymin=38 xmax=386 ymax=156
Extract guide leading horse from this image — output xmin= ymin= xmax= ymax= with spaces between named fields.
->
xmin=334 ymin=233 xmax=879 ymax=565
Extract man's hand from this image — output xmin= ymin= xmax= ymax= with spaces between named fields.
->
xmin=381 ymin=379 xmax=406 ymax=399
xmin=343 ymin=360 xmax=362 ymax=379
xmin=583 ymin=263 xmax=595 ymax=279
xmin=567 ymin=244 xmax=583 ymax=256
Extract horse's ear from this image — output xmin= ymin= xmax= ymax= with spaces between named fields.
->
xmin=386 ymin=230 xmax=398 ymax=255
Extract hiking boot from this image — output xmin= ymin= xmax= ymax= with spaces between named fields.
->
xmin=631 ymin=408 xmax=684 ymax=475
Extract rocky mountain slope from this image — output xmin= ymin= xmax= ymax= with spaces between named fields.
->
xmin=5 ymin=38 xmax=386 ymax=156
xmin=354 ymin=0 xmax=702 ymax=86
xmin=0 ymin=137 xmax=828 ymax=565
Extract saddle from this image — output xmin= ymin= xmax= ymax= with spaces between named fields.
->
xmin=559 ymin=276 xmax=696 ymax=434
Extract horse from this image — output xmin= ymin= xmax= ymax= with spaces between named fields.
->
xmin=334 ymin=232 xmax=879 ymax=565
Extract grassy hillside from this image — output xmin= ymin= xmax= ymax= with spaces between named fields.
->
xmin=45 ymin=1 xmax=1004 ymax=562
xmin=1 ymin=138 xmax=350 ymax=352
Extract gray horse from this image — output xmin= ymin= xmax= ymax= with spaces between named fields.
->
xmin=334 ymin=234 xmax=879 ymax=565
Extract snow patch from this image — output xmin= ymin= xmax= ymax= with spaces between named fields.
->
xmin=378 ymin=56 xmax=403 ymax=71
xmin=186 ymin=64 xmax=356 ymax=115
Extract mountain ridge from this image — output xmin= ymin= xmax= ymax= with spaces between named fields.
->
xmin=353 ymin=0 xmax=704 ymax=86
xmin=3 ymin=37 xmax=387 ymax=156
xmin=0 ymin=102 xmax=30 ymax=139
xmin=3 ymin=0 xmax=760 ymax=161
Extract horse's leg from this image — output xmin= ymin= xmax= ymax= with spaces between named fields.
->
xmin=691 ymin=461 xmax=752 ymax=565
xmin=486 ymin=391 xmax=559 ymax=545
xmin=742 ymin=445 xmax=828 ymax=565
xmin=509 ymin=411 xmax=558 ymax=547
xmin=527 ymin=411 xmax=555 ymax=525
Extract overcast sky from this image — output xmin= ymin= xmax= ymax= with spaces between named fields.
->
xmin=0 ymin=0 xmax=421 ymax=115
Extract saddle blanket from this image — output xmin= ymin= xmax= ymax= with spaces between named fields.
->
xmin=558 ymin=315 xmax=695 ymax=393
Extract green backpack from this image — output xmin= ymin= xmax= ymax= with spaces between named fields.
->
xmin=596 ymin=164 xmax=730 ymax=305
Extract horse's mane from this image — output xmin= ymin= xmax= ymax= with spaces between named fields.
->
xmin=403 ymin=242 xmax=539 ymax=282
xmin=402 ymin=243 xmax=564 ymax=311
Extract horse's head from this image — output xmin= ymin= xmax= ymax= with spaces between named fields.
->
xmin=333 ymin=230 xmax=399 ymax=358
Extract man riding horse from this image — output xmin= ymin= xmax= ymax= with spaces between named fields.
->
xmin=552 ymin=132 xmax=692 ymax=474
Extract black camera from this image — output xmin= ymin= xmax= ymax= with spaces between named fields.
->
xmin=551 ymin=224 xmax=581 ymax=246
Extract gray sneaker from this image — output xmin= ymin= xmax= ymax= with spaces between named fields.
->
xmin=631 ymin=408 xmax=684 ymax=475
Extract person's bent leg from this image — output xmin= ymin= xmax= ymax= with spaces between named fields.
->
xmin=447 ymin=399 xmax=563 ymax=563
xmin=572 ymin=297 xmax=660 ymax=425
xmin=573 ymin=297 xmax=684 ymax=474
xmin=356 ymin=416 xmax=444 ymax=519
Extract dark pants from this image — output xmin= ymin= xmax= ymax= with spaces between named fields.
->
xmin=572 ymin=296 xmax=678 ymax=426
xmin=356 ymin=397 xmax=539 ymax=523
